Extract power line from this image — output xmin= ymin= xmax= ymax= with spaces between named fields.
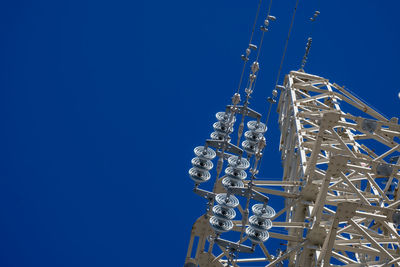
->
xmin=236 ymin=0 xmax=264 ymax=94
xmin=273 ymin=0 xmax=300 ymax=90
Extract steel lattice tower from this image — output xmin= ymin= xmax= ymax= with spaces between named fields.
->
xmin=185 ymin=70 xmax=400 ymax=266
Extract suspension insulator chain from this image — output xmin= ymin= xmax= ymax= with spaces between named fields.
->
xmin=300 ymin=37 xmax=313 ymax=71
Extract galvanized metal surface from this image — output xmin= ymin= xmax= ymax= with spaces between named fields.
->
xmin=185 ymin=71 xmax=400 ymax=266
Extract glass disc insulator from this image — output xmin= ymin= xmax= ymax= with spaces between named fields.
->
xmin=212 ymin=205 xmax=236 ymax=221
xmin=252 ymin=204 xmax=276 ymax=219
xmin=249 ymin=215 xmax=272 ymax=231
xmin=228 ymin=156 xmax=250 ymax=170
xmin=244 ymin=130 xmax=261 ymax=142
xmin=245 ymin=227 xmax=269 ymax=243
xmin=188 ymin=167 xmax=211 ymax=183
xmin=215 ymin=193 xmax=239 ymax=209
xmin=225 ymin=167 xmax=247 ymax=180
xmin=194 ymin=146 xmax=216 ymax=160
xmin=242 ymin=140 xmax=256 ymax=155
xmin=222 ymin=177 xmax=244 ymax=189
xmin=216 ymin=112 xmax=235 ymax=123
xmin=247 ymin=121 xmax=267 ymax=134
xmin=191 ymin=157 xmax=213 ymax=170
xmin=213 ymin=122 xmax=232 ymax=134
xmin=209 ymin=216 xmax=233 ymax=233
xmin=210 ymin=132 xmax=231 ymax=142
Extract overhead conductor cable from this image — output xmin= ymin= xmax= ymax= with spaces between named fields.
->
xmin=237 ymin=0 xmax=264 ymax=94
xmin=236 ymin=0 xmax=276 ymax=147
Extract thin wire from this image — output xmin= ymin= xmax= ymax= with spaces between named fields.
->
xmin=249 ymin=33 xmax=265 ymax=93
xmin=255 ymin=0 xmax=273 ymax=62
xmin=249 ymin=0 xmax=264 ymax=46
xmin=245 ymin=0 xmax=273 ymax=94
xmin=260 ymin=0 xmax=300 ymax=128
xmin=255 ymin=33 xmax=265 ymax=62
xmin=236 ymin=0 xmax=264 ymax=94
xmin=341 ymin=85 xmax=389 ymax=120
xmin=265 ymin=102 xmax=273 ymax=125
xmin=235 ymin=2 xmax=275 ymax=251
xmin=236 ymin=61 xmax=248 ymax=94
xmin=273 ymin=0 xmax=300 ymax=89
xmin=252 ymin=0 xmax=302 ymax=208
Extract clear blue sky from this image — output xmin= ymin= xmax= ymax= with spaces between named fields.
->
xmin=0 ymin=0 xmax=399 ymax=266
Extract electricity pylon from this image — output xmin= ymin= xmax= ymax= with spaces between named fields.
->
xmin=185 ymin=70 xmax=400 ymax=266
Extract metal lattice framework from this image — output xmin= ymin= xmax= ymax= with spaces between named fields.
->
xmin=185 ymin=70 xmax=400 ymax=266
